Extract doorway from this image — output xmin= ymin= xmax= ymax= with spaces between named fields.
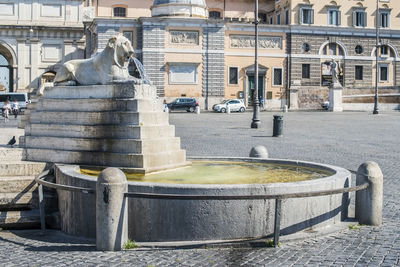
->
xmin=247 ymin=75 xmax=264 ymax=106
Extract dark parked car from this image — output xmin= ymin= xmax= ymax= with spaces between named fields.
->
xmin=167 ymin=97 xmax=199 ymax=112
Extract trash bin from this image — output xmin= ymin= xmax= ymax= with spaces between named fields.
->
xmin=273 ymin=115 xmax=283 ymax=137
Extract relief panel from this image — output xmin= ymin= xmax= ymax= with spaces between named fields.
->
xmin=230 ymin=35 xmax=282 ymax=49
xmin=170 ymin=30 xmax=199 ymax=45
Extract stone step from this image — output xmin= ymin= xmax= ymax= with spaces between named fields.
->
xmin=25 ymin=148 xmax=187 ymax=170
xmin=0 ymin=161 xmax=48 ymax=176
xmin=25 ymin=136 xmax=181 ymax=154
xmin=0 ymin=129 xmax=24 ymax=145
xmin=0 ymin=191 xmax=57 ymax=210
xmin=25 ymin=124 xmax=176 ymax=139
xmin=43 ymin=83 xmax=156 ymax=99
xmin=0 ymin=176 xmax=36 ymax=193
xmin=29 ymin=111 xmax=169 ymax=126
xmin=35 ymin=98 xmax=162 ymax=112
xmin=0 ymin=148 xmax=24 ymax=161
xmin=0 ymin=209 xmax=41 ymax=229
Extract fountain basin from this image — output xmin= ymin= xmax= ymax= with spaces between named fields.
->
xmin=55 ymin=157 xmax=351 ymax=242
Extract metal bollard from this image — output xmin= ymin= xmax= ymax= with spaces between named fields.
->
xmin=226 ymin=105 xmax=231 ymax=114
xmin=195 ymin=106 xmax=200 ymax=114
xmin=355 ymin=161 xmax=383 ymax=226
xmin=96 ymin=168 xmax=128 ymax=251
xmin=272 ymin=115 xmax=283 ymax=137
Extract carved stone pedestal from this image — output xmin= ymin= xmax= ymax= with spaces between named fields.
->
xmin=329 ymin=83 xmax=343 ymax=112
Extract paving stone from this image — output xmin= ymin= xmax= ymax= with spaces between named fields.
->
xmin=1 ymin=112 xmax=400 ymax=265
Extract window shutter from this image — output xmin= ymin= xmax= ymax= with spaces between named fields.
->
xmin=311 ymin=9 xmax=314 ymax=24
xmin=299 ymin=8 xmax=303 ymax=24
xmin=353 ymin=11 xmax=356 ymax=26
xmin=338 ymin=11 xmax=341 ymax=26
xmin=363 ymin=12 xmax=366 ymax=27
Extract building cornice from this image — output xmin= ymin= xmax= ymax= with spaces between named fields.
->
xmin=0 ymin=24 xmax=84 ymax=31
xmin=290 ymin=25 xmax=400 ymax=38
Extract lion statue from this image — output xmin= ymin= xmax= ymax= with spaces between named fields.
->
xmin=53 ymin=34 xmax=139 ymax=86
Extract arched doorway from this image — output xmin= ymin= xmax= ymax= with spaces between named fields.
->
xmin=0 ymin=53 xmax=12 ymax=92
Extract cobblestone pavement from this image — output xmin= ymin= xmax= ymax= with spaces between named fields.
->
xmin=1 ymin=111 xmax=400 ymax=266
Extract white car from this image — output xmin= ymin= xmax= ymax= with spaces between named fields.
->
xmin=213 ymin=99 xmax=246 ymax=113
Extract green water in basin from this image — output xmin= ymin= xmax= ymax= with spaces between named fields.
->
xmin=80 ymin=161 xmax=333 ymax=185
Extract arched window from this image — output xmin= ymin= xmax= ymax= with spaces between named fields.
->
xmin=322 ymin=42 xmax=344 ymax=56
xmin=113 ymin=7 xmax=126 ymax=17
xmin=378 ymin=45 xmax=395 ymax=57
xmin=209 ymin=10 xmax=221 ymax=19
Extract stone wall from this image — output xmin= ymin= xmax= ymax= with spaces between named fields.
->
xmin=343 ymin=59 xmax=373 ymax=88
xmin=291 ymin=58 xmax=321 ymax=87
xmin=297 ymin=87 xmax=329 ymax=109
xmin=202 ymin=24 xmax=225 ymax=109
xmin=142 ymin=24 xmax=166 ymax=96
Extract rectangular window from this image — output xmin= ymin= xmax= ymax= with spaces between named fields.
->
xmin=380 ymin=10 xmax=390 ymax=28
xmin=353 ymin=10 xmax=366 ymax=27
xmin=328 ymin=9 xmax=340 ymax=26
xmin=285 ymin=8 xmax=290 ymax=24
xmin=269 ymin=17 xmax=273 ymax=24
xmin=381 ymin=45 xmax=388 ymax=55
xmin=329 ymin=43 xmax=337 ymax=55
xmin=123 ymin=31 xmax=133 ymax=45
xmin=276 ymin=12 xmax=281 ymax=25
xmin=355 ymin=66 xmax=363 ymax=80
xmin=273 ymin=68 xmax=283 ymax=86
xmin=379 ymin=65 xmax=388 ymax=81
xmin=258 ymin=13 xmax=267 ymax=23
xmin=302 ymin=64 xmax=310 ymax=78
xmin=300 ymin=8 xmax=314 ymax=24
xmin=229 ymin=67 xmax=238 ymax=85
xmin=113 ymin=7 xmax=126 ymax=17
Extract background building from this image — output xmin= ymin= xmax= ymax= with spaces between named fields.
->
xmin=0 ymin=0 xmax=86 ymax=93
xmin=86 ymin=0 xmax=400 ymax=110
xmin=86 ymin=0 xmax=287 ymax=109
xmin=276 ymin=0 xmax=400 ymax=109
xmin=1 ymin=0 xmax=399 ymax=110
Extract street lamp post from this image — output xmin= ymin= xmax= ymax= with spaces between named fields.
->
xmin=251 ymin=0 xmax=261 ymax=128
xmin=373 ymin=0 xmax=379 ymax=115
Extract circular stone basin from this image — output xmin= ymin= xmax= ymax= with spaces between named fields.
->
xmin=55 ymin=157 xmax=351 ymax=242
xmin=81 ymin=161 xmax=333 ymax=184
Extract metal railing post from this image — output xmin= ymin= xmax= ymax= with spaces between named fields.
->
xmin=38 ymin=183 xmax=46 ymax=231
xmin=273 ymin=198 xmax=281 ymax=247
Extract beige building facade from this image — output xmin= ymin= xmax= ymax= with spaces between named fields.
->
xmin=86 ymin=0 xmax=288 ymax=109
xmin=86 ymin=0 xmax=400 ymax=110
xmin=0 ymin=0 xmax=87 ymax=93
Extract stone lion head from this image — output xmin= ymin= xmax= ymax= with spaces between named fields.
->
xmin=108 ymin=34 xmax=135 ymax=68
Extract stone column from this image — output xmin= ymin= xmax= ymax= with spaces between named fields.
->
xmin=355 ymin=161 xmax=383 ymax=226
xmin=96 ymin=168 xmax=128 ymax=251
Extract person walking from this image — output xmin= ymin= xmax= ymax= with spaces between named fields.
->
xmin=12 ymin=99 xmax=19 ymax=118
xmin=2 ymin=100 xmax=11 ymax=123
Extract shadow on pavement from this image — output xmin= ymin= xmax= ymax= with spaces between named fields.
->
xmin=0 ymin=230 xmax=96 ymax=252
